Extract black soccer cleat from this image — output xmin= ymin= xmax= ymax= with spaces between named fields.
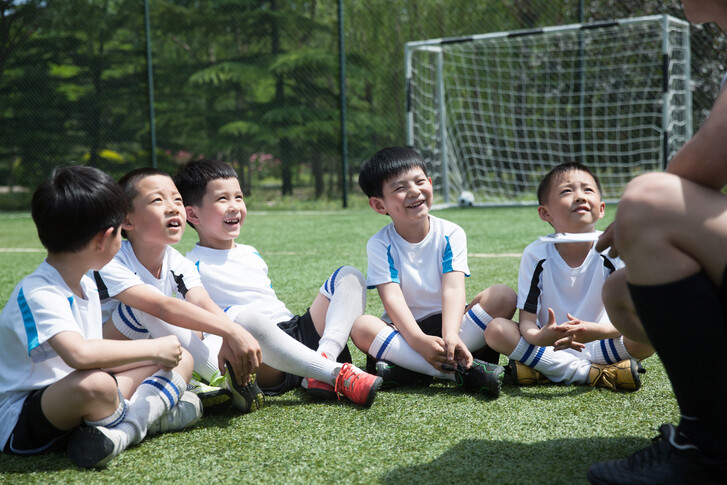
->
xmin=375 ymin=360 xmax=434 ymax=389
xmin=587 ymin=424 xmax=727 ymax=485
xmin=451 ymin=358 xmax=504 ymax=398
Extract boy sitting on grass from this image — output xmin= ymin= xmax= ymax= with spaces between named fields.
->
xmin=351 ymin=147 xmax=516 ymax=397
xmin=173 ymin=159 xmax=382 ymax=407
xmin=0 ymin=166 xmax=200 ymax=469
xmin=484 ymin=162 xmax=653 ymax=390
xmin=96 ymin=168 xmax=264 ymax=412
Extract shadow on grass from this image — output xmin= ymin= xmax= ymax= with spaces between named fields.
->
xmin=380 ymin=436 xmax=651 ymax=485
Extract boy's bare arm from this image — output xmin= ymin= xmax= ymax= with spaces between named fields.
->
xmin=377 ymin=282 xmax=448 ymax=370
xmin=440 ymin=271 xmax=472 ymax=367
xmin=564 ymin=314 xmax=622 ymax=344
xmin=49 ymin=331 xmax=183 ymax=370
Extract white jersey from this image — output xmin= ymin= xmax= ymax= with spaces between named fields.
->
xmin=366 ymin=215 xmax=470 ymax=323
xmin=517 ymin=233 xmax=624 ymax=327
xmin=185 ymin=243 xmax=294 ymax=324
xmin=94 ymin=240 xmax=202 ymax=321
xmin=0 ymin=262 xmax=102 ymax=449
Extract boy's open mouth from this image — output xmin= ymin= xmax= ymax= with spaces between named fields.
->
xmin=224 ymin=218 xmax=240 ymax=225
xmin=407 ymin=200 xmax=425 ymax=209
xmin=167 ymin=220 xmax=181 ymax=228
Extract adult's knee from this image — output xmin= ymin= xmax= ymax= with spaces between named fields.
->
xmin=615 ymin=172 xmax=677 ymax=241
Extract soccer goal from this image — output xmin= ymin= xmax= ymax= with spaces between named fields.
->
xmin=405 ymin=15 xmax=691 ymax=206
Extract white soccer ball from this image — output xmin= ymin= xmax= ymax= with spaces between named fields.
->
xmin=457 ymin=190 xmax=475 ymax=207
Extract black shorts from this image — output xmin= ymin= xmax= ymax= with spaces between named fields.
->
xmin=2 ymin=388 xmax=71 ymax=456
xmin=260 ymin=309 xmax=353 ymax=396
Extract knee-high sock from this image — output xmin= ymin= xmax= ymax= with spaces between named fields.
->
xmin=592 ymin=336 xmax=632 ymax=365
xmin=230 ymin=308 xmax=339 ymax=385
xmin=509 ymin=338 xmax=592 ymax=384
xmin=86 ymin=370 xmax=185 ymax=449
xmin=368 ymin=326 xmax=451 ymax=380
xmin=459 ymin=304 xmax=492 ymax=352
xmin=316 ymin=266 xmax=366 ymax=360
xmin=113 ymin=303 xmax=219 ymax=382
xmin=629 ymin=271 xmax=727 ymax=455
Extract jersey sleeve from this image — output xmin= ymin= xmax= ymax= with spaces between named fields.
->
xmin=18 ymin=286 xmax=82 ymax=362
xmin=365 ymin=235 xmax=399 ymax=289
xmin=167 ymin=248 xmax=203 ymax=298
xmin=442 ymin=224 xmax=469 ymax=275
xmin=95 ymin=254 xmax=144 ymax=298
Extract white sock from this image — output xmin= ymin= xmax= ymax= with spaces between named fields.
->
xmin=509 ymin=337 xmax=591 ymax=384
xmin=593 ymin=336 xmax=632 ymax=364
xmin=316 ymin=266 xmax=366 ymax=359
xmin=231 ymin=307 xmax=339 ymax=385
xmin=84 ymin=388 xmax=128 ymax=428
xmin=115 ymin=304 xmax=220 ymax=382
xmin=459 ymin=304 xmax=492 ymax=351
xmin=368 ymin=326 xmax=451 ymax=380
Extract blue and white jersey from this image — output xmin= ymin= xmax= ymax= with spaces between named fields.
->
xmin=94 ymin=240 xmax=202 ymax=322
xmin=517 ymin=232 xmax=624 ymax=328
xmin=0 ymin=261 xmax=102 ymax=449
xmin=186 ymin=243 xmax=295 ymax=324
xmin=366 ymin=215 xmax=470 ymax=323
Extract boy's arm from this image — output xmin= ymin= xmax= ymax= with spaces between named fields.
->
xmin=440 ymin=271 xmax=473 ymax=367
xmin=115 ymin=284 xmax=261 ymax=384
xmin=519 ymin=309 xmax=586 ymax=351
xmin=377 ymin=282 xmax=448 ymax=371
xmin=562 ymin=314 xmax=621 ymax=345
xmin=49 ymin=331 xmax=183 ymax=371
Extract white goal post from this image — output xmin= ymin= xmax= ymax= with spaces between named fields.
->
xmin=405 ymin=15 xmax=692 ymax=206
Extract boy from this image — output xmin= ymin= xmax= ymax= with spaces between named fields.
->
xmin=173 ymin=159 xmax=382 ymax=407
xmin=0 ymin=166 xmax=200 ymax=469
xmin=484 ymin=162 xmax=653 ymax=390
xmin=588 ymin=1 xmax=727 ymax=481
xmin=351 ymin=147 xmax=515 ymax=397
xmin=95 ymin=168 xmax=264 ymax=412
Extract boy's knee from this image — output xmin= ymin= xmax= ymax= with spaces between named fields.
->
xmin=478 ymin=284 xmax=517 ymax=319
xmin=350 ymin=314 xmax=383 ymax=349
xmin=332 ymin=265 xmax=366 ymax=289
xmin=75 ymin=370 xmax=119 ymax=407
xmin=484 ymin=317 xmax=519 ymax=354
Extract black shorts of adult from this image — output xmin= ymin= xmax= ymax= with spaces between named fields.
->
xmin=260 ymin=308 xmax=353 ymax=396
xmin=3 ymin=387 xmax=71 ymax=456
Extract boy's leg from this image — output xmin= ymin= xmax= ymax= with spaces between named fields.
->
xmin=309 ymin=266 xmax=366 ymax=360
xmin=67 ymin=350 xmax=196 ymax=468
xmin=459 ymin=284 xmax=516 ymax=356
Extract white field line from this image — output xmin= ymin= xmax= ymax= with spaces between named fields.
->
xmin=469 ymin=252 xmax=522 ymax=258
xmin=0 ymin=248 xmax=44 ymax=253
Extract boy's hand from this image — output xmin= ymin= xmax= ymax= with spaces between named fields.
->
xmin=153 ymin=335 xmax=184 ymax=370
xmin=218 ymin=326 xmax=262 ymax=385
xmin=442 ymin=334 xmax=474 ymax=369
xmin=536 ymin=308 xmax=586 ymax=347
xmin=411 ymin=334 xmax=449 ymax=372
xmin=596 ymin=222 xmax=618 ymax=258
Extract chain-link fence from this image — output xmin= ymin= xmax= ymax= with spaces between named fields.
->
xmin=1 ymin=1 xmax=724 ymax=210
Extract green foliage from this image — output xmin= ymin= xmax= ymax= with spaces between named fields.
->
xmin=0 ymin=206 xmax=677 ymax=484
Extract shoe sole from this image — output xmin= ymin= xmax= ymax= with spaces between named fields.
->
xmin=362 ymin=376 xmax=383 ymax=408
xmin=67 ymin=426 xmax=116 ymax=469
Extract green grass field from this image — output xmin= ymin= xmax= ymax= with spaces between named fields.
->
xmin=0 ymin=207 xmax=678 ymax=484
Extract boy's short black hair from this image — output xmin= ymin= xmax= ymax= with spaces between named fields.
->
xmin=31 ymin=165 xmax=126 ymax=253
xmin=537 ymin=161 xmax=603 ymax=205
xmin=174 ymin=158 xmax=237 ymax=208
xmin=358 ymin=147 xmax=429 ymax=198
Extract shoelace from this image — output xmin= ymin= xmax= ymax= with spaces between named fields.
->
xmin=334 ymin=363 xmax=359 ymax=399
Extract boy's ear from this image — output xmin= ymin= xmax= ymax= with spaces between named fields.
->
xmin=598 ymin=201 xmax=606 ymax=220
xmin=95 ymin=226 xmax=116 ymax=251
xmin=121 ymin=215 xmax=134 ymax=233
xmin=368 ymin=196 xmax=388 ymax=216
xmin=185 ymin=206 xmax=200 ymax=226
xmin=537 ymin=205 xmax=552 ymax=224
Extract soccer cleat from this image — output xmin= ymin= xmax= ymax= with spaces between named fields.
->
xmin=334 ymin=363 xmax=383 ymax=407
xmin=509 ymin=359 xmax=553 ymax=386
xmin=375 ymin=360 xmax=434 ymax=389
xmin=67 ymin=425 xmax=125 ymax=469
xmin=147 ymin=391 xmax=202 ymax=436
xmin=187 ymin=377 xmax=232 ymax=411
xmin=304 ymin=352 xmax=337 ymax=400
xmin=451 ymin=358 xmax=505 ymax=398
xmin=222 ymin=361 xmax=265 ymax=413
xmin=588 ymin=359 xmax=641 ymax=391
xmin=586 ymin=424 xmax=727 ymax=484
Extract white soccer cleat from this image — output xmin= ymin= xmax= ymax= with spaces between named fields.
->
xmin=147 ymin=390 xmax=202 ymax=436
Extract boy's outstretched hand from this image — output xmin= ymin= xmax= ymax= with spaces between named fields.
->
xmin=218 ymin=326 xmax=262 ymax=385
xmin=535 ymin=308 xmax=586 ymax=351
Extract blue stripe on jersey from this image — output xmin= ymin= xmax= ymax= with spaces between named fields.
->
xmin=467 ymin=308 xmax=487 ymax=331
xmin=67 ymin=296 xmax=74 ymax=308
xmin=375 ymin=329 xmax=399 ymax=360
xmin=119 ymin=304 xmax=148 ymax=334
xmin=195 ymin=261 xmax=200 ymax=272
xmin=600 ymin=339 xmax=614 ymax=365
xmin=18 ymin=288 xmax=39 ymax=354
xmin=326 ymin=266 xmax=343 ymax=295
xmin=386 ymin=245 xmax=400 ymax=284
xmin=442 ymin=236 xmax=454 ymax=273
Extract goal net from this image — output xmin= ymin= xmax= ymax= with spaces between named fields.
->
xmin=405 ymin=15 xmax=691 ymax=206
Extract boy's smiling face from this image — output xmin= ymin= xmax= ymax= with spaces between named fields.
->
xmin=369 ymin=166 xmax=433 ymax=234
xmin=124 ymin=174 xmax=186 ymax=247
xmin=186 ymin=177 xmax=246 ymax=250
xmin=538 ymin=169 xmax=605 ymax=233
